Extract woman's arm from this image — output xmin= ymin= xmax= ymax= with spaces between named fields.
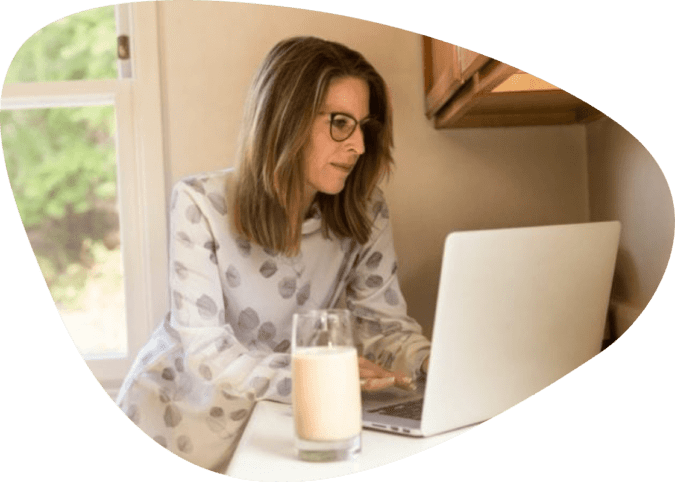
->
xmin=167 ymin=178 xmax=292 ymax=403
xmin=346 ymin=190 xmax=431 ymax=382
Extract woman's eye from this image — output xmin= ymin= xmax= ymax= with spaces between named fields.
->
xmin=332 ymin=116 xmax=352 ymax=131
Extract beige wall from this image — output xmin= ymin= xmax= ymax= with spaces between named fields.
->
xmin=586 ymin=117 xmax=674 ymax=336
xmin=156 ymin=2 xmax=594 ymax=337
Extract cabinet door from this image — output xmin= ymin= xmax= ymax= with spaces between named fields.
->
xmin=457 ymin=46 xmax=490 ymax=83
xmin=423 ymin=36 xmax=490 ymax=117
xmin=422 ymin=37 xmax=603 ymax=128
xmin=423 ymin=37 xmax=460 ymax=117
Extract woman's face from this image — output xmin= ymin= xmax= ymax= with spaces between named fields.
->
xmin=302 ymin=76 xmax=370 ymax=204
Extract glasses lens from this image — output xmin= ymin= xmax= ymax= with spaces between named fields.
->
xmin=330 ymin=114 xmax=357 ymax=141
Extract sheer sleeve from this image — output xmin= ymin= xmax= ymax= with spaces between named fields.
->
xmin=115 ymin=177 xmax=292 ymax=471
xmin=167 ymin=179 xmax=292 ymax=404
xmin=345 ymin=191 xmax=431 ymax=380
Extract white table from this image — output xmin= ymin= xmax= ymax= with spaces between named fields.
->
xmin=225 ymin=400 xmax=473 ymax=481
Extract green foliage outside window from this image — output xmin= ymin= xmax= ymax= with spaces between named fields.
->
xmin=1 ymin=6 xmax=121 ymax=313
xmin=2 ymin=106 xmax=117 ymax=228
xmin=4 ymin=5 xmax=117 ymax=84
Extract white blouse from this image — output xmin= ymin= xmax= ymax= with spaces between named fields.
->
xmin=116 ymin=168 xmax=430 ymax=470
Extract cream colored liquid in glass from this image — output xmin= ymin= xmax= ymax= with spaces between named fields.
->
xmin=292 ymin=346 xmax=362 ymax=441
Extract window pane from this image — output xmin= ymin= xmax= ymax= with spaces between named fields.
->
xmin=0 ymin=105 xmax=127 ymax=358
xmin=4 ymin=6 xmax=117 ymax=83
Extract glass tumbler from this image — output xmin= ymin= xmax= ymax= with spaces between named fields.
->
xmin=291 ymin=309 xmax=362 ymax=462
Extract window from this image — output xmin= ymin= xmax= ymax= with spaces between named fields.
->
xmin=0 ymin=3 xmax=168 ymax=398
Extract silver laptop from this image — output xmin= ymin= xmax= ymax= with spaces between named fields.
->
xmin=362 ymin=221 xmax=621 ymax=436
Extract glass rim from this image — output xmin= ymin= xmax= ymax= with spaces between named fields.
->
xmin=291 ymin=309 xmax=354 ymax=352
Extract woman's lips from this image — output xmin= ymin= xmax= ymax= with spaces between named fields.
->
xmin=331 ymin=163 xmax=354 ymax=173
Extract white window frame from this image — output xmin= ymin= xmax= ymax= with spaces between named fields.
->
xmin=0 ymin=3 xmax=168 ymax=398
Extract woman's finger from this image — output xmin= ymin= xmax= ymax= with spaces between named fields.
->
xmin=360 ymin=376 xmax=396 ymax=392
xmin=394 ymin=375 xmax=416 ymax=391
xmin=359 ymin=368 xmax=380 ymax=379
xmin=358 ymin=356 xmax=416 ymax=391
xmin=358 ymin=357 xmax=390 ymax=377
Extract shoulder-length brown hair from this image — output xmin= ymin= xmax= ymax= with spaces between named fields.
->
xmin=232 ymin=36 xmax=394 ymax=256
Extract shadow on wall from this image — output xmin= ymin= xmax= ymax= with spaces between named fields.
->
xmin=586 ymin=117 xmax=675 ymax=344
xmin=604 ymin=248 xmax=640 ymax=348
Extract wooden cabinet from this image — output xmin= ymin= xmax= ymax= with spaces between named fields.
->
xmin=422 ymin=36 xmax=604 ymax=128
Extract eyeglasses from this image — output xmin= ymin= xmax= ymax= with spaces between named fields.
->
xmin=325 ymin=112 xmax=381 ymax=142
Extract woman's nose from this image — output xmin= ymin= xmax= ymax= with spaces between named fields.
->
xmin=348 ymin=125 xmax=366 ymax=155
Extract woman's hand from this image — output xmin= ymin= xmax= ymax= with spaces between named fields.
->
xmin=358 ymin=357 xmax=415 ymax=392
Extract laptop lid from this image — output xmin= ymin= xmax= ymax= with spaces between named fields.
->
xmin=419 ymin=221 xmax=621 ymax=436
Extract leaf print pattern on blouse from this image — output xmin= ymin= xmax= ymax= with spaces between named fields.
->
xmin=247 ymin=339 xmax=268 ymax=352
xmin=365 ymin=275 xmax=383 ymax=288
xmin=365 ymin=251 xmax=383 ymax=270
xmin=296 ymin=282 xmax=310 ymax=306
xmin=125 ymin=404 xmax=139 ymax=424
xmin=176 ymin=231 xmax=193 ymax=248
xmin=382 ymin=320 xmax=404 ymax=336
xmin=366 ymin=319 xmax=383 ymax=335
xmin=259 ymin=260 xmax=277 ymax=278
xmin=173 ymin=291 xmax=183 ymax=309
xmin=184 ymin=178 xmax=205 ymax=195
xmin=216 ymin=336 xmax=233 ymax=352
xmin=381 ymin=203 xmax=389 ymax=219
xmin=236 ymin=238 xmax=251 ymax=257
xmin=206 ymin=417 xmax=228 ymax=436
xmin=277 ymin=377 xmax=292 ymax=397
xmin=269 ymin=355 xmax=290 ymax=369
xmin=230 ymin=409 xmax=248 ymax=421
xmin=353 ymin=305 xmax=377 ymax=319
xmin=196 ymin=294 xmax=217 ymax=319
xmin=163 ymin=404 xmax=182 ymax=428
xmin=185 ymin=203 xmax=202 ymax=224
xmin=174 ymin=261 xmax=189 ymax=280
xmin=238 ymin=308 xmax=260 ymax=331
xmin=204 ymin=239 xmax=219 ymax=254
xmin=372 ymin=201 xmax=389 ymax=220
xmin=384 ymin=287 xmax=399 ymax=306
xmin=204 ymin=241 xmax=220 ymax=264
xmin=210 ymin=406 xmax=224 ymax=418
xmin=199 ymin=364 xmax=213 ymax=380
xmin=153 ymin=436 xmax=168 ymax=448
xmin=163 ymin=313 xmax=181 ymax=341
xmin=278 ymin=277 xmax=296 ymax=299
xmin=177 ymin=435 xmax=194 ymax=453
xmin=257 ymin=321 xmax=276 ymax=342
xmin=274 ymin=339 xmax=291 ymax=353
xmin=226 ymin=265 xmax=241 ymax=287
xmin=207 ymin=192 xmax=227 ymax=215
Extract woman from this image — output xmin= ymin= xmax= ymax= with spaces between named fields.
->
xmin=117 ymin=36 xmax=431 ymax=472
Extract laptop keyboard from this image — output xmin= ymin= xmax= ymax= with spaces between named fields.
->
xmin=370 ymin=399 xmax=424 ymax=421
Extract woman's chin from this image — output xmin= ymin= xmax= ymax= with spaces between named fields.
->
xmin=318 ymin=183 xmax=347 ymax=196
